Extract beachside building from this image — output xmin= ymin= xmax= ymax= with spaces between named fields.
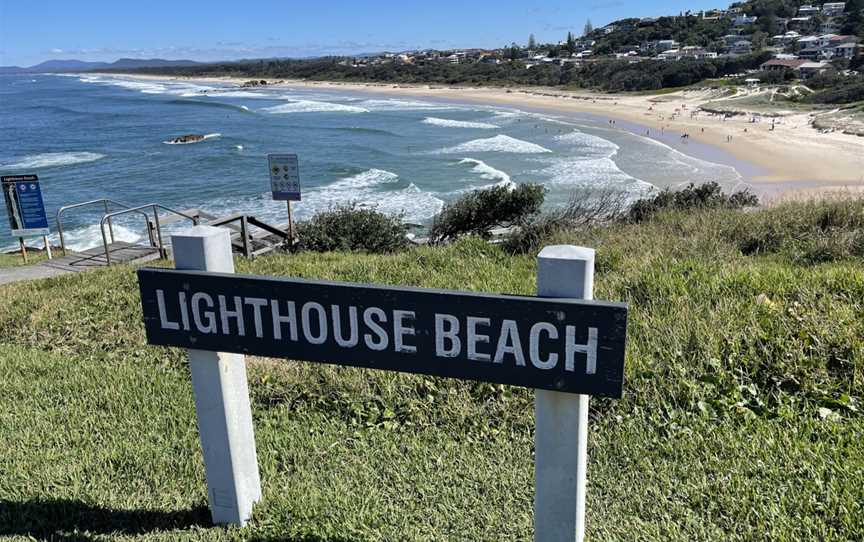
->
xmin=771 ymin=31 xmax=801 ymax=45
xmin=822 ymin=3 xmax=846 ymax=17
xmin=830 ymin=42 xmax=860 ymax=59
xmin=760 ymin=58 xmax=831 ymax=78
xmin=656 ymin=39 xmax=679 ymax=52
xmin=787 ymin=16 xmax=813 ymax=29
xmin=761 ymin=58 xmax=810 ymax=72
xmin=798 ymin=61 xmax=832 ymax=78
xmin=733 ymin=14 xmax=758 ymax=26
xmin=728 ymin=40 xmax=753 ymax=55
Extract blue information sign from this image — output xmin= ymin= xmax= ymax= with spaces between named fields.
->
xmin=2 ymin=174 xmax=50 ymax=237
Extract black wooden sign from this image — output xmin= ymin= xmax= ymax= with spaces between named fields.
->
xmin=137 ymin=268 xmax=627 ymax=397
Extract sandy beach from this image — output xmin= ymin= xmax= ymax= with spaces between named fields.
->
xmin=109 ymin=73 xmax=864 ymax=193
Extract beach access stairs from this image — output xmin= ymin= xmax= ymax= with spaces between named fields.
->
xmin=46 ymin=198 xmax=290 ymax=272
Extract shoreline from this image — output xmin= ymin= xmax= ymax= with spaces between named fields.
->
xmin=98 ymin=72 xmax=864 ymax=192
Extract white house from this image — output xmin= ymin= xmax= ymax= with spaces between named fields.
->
xmin=822 ymin=3 xmax=846 ymax=17
xmin=798 ymin=5 xmax=821 ymax=16
xmin=657 ymin=39 xmax=679 ymax=52
xmin=733 ymin=15 xmax=758 ymax=26
xmin=831 ymin=43 xmax=859 ymax=59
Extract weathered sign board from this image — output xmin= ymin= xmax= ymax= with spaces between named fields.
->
xmin=2 ymin=174 xmax=49 ymax=237
xmin=138 ymin=268 xmax=627 ymax=397
xmin=267 ymin=153 xmax=301 ymax=201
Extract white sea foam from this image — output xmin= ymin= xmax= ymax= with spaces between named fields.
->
xmin=77 ymin=75 xmax=219 ymax=96
xmin=0 ymin=152 xmax=105 ymax=170
xmin=554 ymin=130 xmax=620 ymax=159
xmin=201 ymin=168 xmax=443 ymax=224
xmin=632 ymin=133 xmax=744 ymax=188
xmin=537 ymin=156 xmax=654 ymax=198
xmin=305 ymin=168 xmax=444 ymax=221
xmin=457 ymin=158 xmax=514 ymax=188
xmin=423 ymin=117 xmax=499 ymax=129
xmin=437 ymin=134 xmax=552 ymax=154
xmin=359 ymin=98 xmax=455 ymax=111
xmin=262 ymin=100 xmax=369 ymax=114
xmin=59 ymin=224 xmax=143 ymax=252
xmin=206 ymin=90 xmax=270 ymax=98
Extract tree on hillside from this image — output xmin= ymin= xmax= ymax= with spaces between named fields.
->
xmin=566 ymin=31 xmax=576 ymax=53
xmin=507 ymin=43 xmax=521 ymax=61
xmin=584 ymin=19 xmax=594 ymax=36
xmin=841 ymin=0 xmax=864 ymax=37
xmin=752 ymin=31 xmax=769 ymax=50
xmin=528 ymin=34 xmax=537 ymax=50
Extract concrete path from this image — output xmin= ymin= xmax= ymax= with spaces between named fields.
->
xmin=0 ymin=242 xmax=160 ymax=286
xmin=0 ymin=264 xmax=71 ymax=285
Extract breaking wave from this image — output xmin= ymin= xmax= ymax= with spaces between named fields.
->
xmin=422 ymin=117 xmax=499 ymax=129
xmin=0 ymin=151 xmax=105 ymax=170
xmin=201 ymin=168 xmax=444 ymax=225
xmin=262 ymin=100 xmax=369 ymax=114
xmin=554 ymin=130 xmax=620 ymax=160
xmin=536 ymin=156 xmax=654 ymax=198
xmin=359 ymin=99 xmax=455 ymax=111
xmin=437 ymin=134 xmax=552 ymax=154
xmin=457 ymin=158 xmax=514 ymax=188
xmin=168 ymin=99 xmax=252 ymax=113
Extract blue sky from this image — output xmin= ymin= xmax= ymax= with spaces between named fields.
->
xmin=1 ymin=0 xmax=727 ymax=66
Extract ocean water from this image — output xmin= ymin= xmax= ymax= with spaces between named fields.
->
xmin=0 ymin=73 xmax=746 ymax=251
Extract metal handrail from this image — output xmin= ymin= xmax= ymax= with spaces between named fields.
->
xmin=99 ymin=204 xmax=200 ymax=265
xmin=56 ymin=198 xmax=138 ymax=256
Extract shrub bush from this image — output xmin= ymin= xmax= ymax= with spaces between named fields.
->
xmin=430 ymin=184 xmax=545 ymax=244
xmin=627 ymin=182 xmax=758 ymax=223
xmin=296 ymin=204 xmax=409 ymax=253
xmin=504 ymin=188 xmax=630 ymax=254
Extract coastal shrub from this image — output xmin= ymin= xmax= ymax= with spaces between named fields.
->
xmin=725 ymin=197 xmax=864 ymax=260
xmin=803 ymin=77 xmax=864 ymax=105
xmin=627 ymin=182 xmax=758 ymax=223
xmin=504 ymin=188 xmax=631 ymax=254
xmin=296 ymin=204 xmax=409 ymax=253
xmin=430 ymin=184 xmax=545 ymax=244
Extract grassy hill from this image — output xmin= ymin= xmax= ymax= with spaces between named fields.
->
xmin=0 ymin=198 xmax=862 ymax=540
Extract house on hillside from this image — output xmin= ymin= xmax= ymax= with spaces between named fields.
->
xmin=787 ymin=16 xmax=813 ymax=29
xmin=830 ymin=42 xmax=860 ymax=59
xmin=798 ymin=5 xmax=821 ymax=16
xmin=733 ymin=14 xmax=758 ymax=26
xmin=760 ymin=58 xmax=831 ymax=78
xmin=798 ymin=61 xmax=832 ymax=78
xmin=728 ymin=40 xmax=753 ymax=55
xmin=771 ymin=31 xmax=801 ymax=45
xmin=822 ymin=3 xmax=846 ymax=17
xmin=657 ymin=39 xmax=679 ymax=52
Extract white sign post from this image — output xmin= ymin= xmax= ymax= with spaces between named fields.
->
xmin=172 ymin=226 xmax=261 ymax=526
xmin=534 ymin=245 xmax=594 ymax=542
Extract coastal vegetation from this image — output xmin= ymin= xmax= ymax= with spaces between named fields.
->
xmin=429 ymin=183 xmax=544 ymax=243
xmin=1 ymin=192 xmax=862 ymax=540
xmin=122 ymin=0 xmax=864 ymax=98
xmin=295 ymin=203 xmax=409 ymax=253
xmin=132 ymin=51 xmax=777 ymax=93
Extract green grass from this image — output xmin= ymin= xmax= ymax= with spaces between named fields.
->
xmin=0 ymin=249 xmax=49 ymax=268
xmin=1 ymin=200 xmax=862 ymax=540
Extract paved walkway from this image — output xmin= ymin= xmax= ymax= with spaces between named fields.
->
xmin=0 ymin=242 xmax=160 ymax=286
